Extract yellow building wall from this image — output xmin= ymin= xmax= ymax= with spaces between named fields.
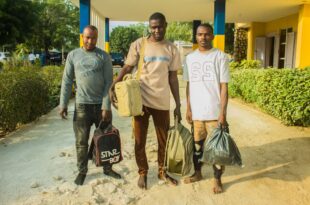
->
xmin=246 ymin=11 xmax=309 ymax=67
xmin=265 ymin=14 xmax=298 ymax=34
xmin=247 ymin=22 xmax=265 ymax=60
xmin=295 ymin=4 xmax=310 ymax=68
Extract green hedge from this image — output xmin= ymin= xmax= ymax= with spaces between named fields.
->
xmin=42 ymin=66 xmax=64 ymax=109
xmin=229 ymin=68 xmax=310 ymax=126
xmin=0 ymin=66 xmax=64 ymax=133
xmin=229 ymin=59 xmax=261 ymax=71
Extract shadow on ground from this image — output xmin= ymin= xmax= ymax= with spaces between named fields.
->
xmin=215 ymin=137 xmax=310 ymax=190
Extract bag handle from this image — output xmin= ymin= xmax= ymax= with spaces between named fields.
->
xmin=136 ymin=38 xmax=146 ymax=80
xmin=123 ymin=74 xmax=132 ymax=81
xmin=174 ymin=116 xmax=179 ymax=131
xmin=218 ymin=122 xmax=230 ymax=134
xmin=98 ymin=120 xmax=112 ymax=131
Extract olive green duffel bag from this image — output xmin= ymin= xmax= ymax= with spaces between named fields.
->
xmin=165 ymin=119 xmax=194 ymax=176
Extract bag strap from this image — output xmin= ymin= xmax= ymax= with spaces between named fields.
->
xmin=191 ymin=124 xmax=194 ymax=135
xmin=136 ymin=37 xmax=146 ymax=80
xmin=174 ymin=116 xmax=179 ymax=132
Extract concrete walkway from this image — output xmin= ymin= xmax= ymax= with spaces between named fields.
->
xmin=0 ymin=80 xmax=309 ymax=205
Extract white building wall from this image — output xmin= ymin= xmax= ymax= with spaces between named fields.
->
xmin=90 ymin=8 xmax=105 ymax=50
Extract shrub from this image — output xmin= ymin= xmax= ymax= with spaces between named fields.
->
xmin=0 ymin=65 xmax=64 ymax=133
xmin=0 ymin=70 xmax=49 ymax=132
xmin=239 ymin=60 xmax=261 ymax=69
xmin=229 ymin=61 xmax=240 ymax=71
xmin=229 ymin=68 xmax=310 ymax=126
xmin=229 ymin=59 xmax=261 ymax=71
xmin=302 ymin=66 xmax=310 ymax=71
xmin=41 ymin=65 xmax=64 ymax=109
xmin=2 ymin=56 xmax=32 ymax=71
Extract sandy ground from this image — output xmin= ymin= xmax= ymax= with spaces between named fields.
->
xmin=0 ymin=79 xmax=309 ymax=205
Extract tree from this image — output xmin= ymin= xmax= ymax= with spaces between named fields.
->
xmin=165 ymin=22 xmax=193 ymax=42
xmin=15 ymin=43 xmax=30 ymax=58
xmin=109 ymin=22 xmax=192 ymax=56
xmin=129 ymin=23 xmax=148 ymax=37
xmin=110 ymin=26 xmax=139 ymax=56
xmin=0 ymin=0 xmax=38 ymax=48
xmin=27 ymin=0 xmax=79 ymax=53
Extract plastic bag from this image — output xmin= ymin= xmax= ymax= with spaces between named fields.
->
xmin=200 ymin=125 xmax=242 ymax=166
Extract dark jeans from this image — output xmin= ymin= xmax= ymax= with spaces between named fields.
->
xmin=73 ymin=103 xmax=105 ymax=174
xmin=133 ymin=106 xmax=170 ymax=175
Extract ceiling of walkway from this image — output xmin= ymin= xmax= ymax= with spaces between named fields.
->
xmin=72 ymin=0 xmax=308 ymax=22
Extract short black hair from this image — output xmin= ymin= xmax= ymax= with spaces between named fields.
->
xmin=149 ymin=12 xmax=166 ymax=23
xmin=197 ymin=23 xmax=214 ymax=34
xmin=84 ymin=25 xmax=98 ymax=32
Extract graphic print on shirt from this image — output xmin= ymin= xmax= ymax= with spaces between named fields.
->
xmin=190 ymin=61 xmax=215 ymax=82
xmin=78 ymin=55 xmax=101 ymax=77
xmin=144 ymin=56 xmax=170 ymax=63
xmin=142 ymin=55 xmax=171 ymax=72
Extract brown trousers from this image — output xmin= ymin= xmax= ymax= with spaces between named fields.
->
xmin=133 ymin=106 xmax=170 ymax=175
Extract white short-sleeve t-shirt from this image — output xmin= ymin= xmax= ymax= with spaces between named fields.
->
xmin=183 ymin=48 xmax=230 ymax=120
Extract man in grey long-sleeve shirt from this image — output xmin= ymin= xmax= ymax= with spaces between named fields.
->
xmin=59 ymin=25 xmax=121 ymax=185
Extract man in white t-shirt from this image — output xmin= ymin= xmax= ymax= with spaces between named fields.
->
xmin=183 ymin=23 xmax=230 ymax=194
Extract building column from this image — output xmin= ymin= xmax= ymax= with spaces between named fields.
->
xmin=79 ymin=0 xmax=90 ymax=47
xmin=192 ymin=20 xmax=201 ymax=50
xmin=295 ymin=4 xmax=310 ymax=68
xmin=105 ymin=18 xmax=110 ymax=53
xmin=213 ymin=0 xmax=226 ymax=51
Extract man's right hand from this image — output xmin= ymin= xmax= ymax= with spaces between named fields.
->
xmin=109 ymin=64 xmax=135 ymax=109
xmin=109 ymin=84 xmax=118 ymax=109
xmin=59 ymin=107 xmax=68 ymax=119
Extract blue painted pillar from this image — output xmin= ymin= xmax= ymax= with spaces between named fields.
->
xmin=214 ymin=0 xmax=226 ymax=51
xmin=105 ymin=18 xmax=110 ymax=53
xmin=79 ymin=0 xmax=90 ymax=47
xmin=192 ymin=20 xmax=201 ymax=50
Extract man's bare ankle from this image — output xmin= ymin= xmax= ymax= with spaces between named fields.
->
xmin=196 ymin=171 xmax=202 ymax=178
xmin=184 ymin=171 xmax=202 ymax=184
xmin=138 ymin=175 xmax=147 ymax=190
xmin=213 ymin=178 xmax=223 ymax=194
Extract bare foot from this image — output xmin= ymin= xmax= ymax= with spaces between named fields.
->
xmin=138 ymin=175 xmax=147 ymax=190
xmin=158 ymin=172 xmax=178 ymax=186
xmin=183 ymin=171 xmax=202 ymax=184
xmin=213 ymin=178 xmax=223 ymax=194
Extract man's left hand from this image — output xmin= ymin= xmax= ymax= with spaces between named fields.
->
xmin=102 ymin=110 xmax=112 ymax=122
xmin=174 ymin=106 xmax=182 ymax=122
